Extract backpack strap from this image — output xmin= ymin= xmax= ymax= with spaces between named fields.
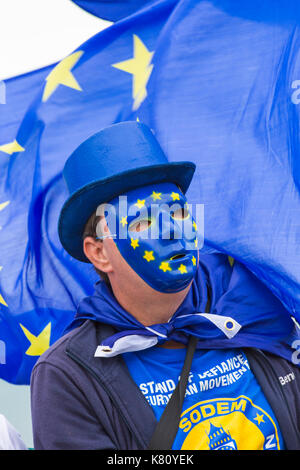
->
xmin=147 ymin=285 xmax=211 ymax=450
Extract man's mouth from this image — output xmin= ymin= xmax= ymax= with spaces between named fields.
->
xmin=170 ymin=253 xmax=187 ymax=261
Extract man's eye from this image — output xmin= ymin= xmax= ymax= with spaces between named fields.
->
xmin=128 ymin=218 xmax=152 ymax=232
xmin=171 ymin=208 xmax=190 ymax=220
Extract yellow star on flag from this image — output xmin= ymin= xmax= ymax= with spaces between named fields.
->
xmin=151 ymin=191 xmax=162 ymax=201
xmin=0 ymin=294 xmax=7 ymax=307
xmin=0 ymin=200 xmax=10 ymax=211
xmin=228 ymin=256 xmax=235 ymax=267
xmin=19 ymin=322 xmax=51 ymax=356
xmin=135 ymin=199 xmax=145 ymax=209
xmin=131 ymin=238 xmax=139 ymax=249
xmin=143 ymin=250 xmax=155 ymax=262
xmin=42 ymin=51 xmax=84 ymax=102
xmin=159 ymin=261 xmax=172 ymax=272
xmin=254 ymin=413 xmax=265 ymax=425
xmin=112 ymin=35 xmax=154 ymax=110
xmin=171 ymin=192 xmax=180 ymax=201
xmin=192 ymin=221 xmax=197 ymax=231
xmin=120 ymin=216 xmax=128 ymax=227
xmin=194 ymin=238 xmax=198 ymax=248
xmin=0 ymin=140 xmax=24 ymax=155
xmin=192 ymin=256 xmax=197 ymax=266
xmin=178 ymin=264 xmax=187 ymax=274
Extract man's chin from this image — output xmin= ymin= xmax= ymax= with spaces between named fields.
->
xmin=143 ymin=274 xmax=195 ymax=295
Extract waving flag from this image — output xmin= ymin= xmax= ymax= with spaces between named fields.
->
xmin=1 ymin=0 xmax=300 ymax=384
xmin=0 ymin=66 xmax=52 ymax=150
xmin=0 ymin=0 xmax=177 ymax=384
xmin=139 ymin=0 xmax=300 ymax=315
xmin=72 ymin=0 xmax=156 ymax=21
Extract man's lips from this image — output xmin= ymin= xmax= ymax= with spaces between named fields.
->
xmin=170 ymin=253 xmax=186 ymax=260
xmin=169 ymin=251 xmax=192 ymax=262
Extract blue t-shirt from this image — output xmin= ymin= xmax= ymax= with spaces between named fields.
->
xmin=123 ymin=347 xmax=285 ymax=450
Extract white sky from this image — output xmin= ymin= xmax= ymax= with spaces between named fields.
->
xmin=0 ymin=0 xmax=110 ymax=80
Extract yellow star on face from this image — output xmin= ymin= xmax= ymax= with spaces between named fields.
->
xmin=192 ymin=256 xmax=196 ymax=266
xmin=42 ymin=50 xmax=84 ymax=102
xmin=19 ymin=322 xmax=51 ymax=356
xmin=120 ymin=216 xmax=128 ymax=227
xmin=159 ymin=261 xmax=172 ymax=272
xmin=0 ymin=140 xmax=24 ymax=155
xmin=151 ymin=191 xmax=162 ymax=201
xmin=254 ymin=413 xmax=265 ymax=425
xmin=112 ymin=34 xmax=154 ymax=110
xmin=178 ymin=264 xmax=187 ymax=274
xmin=143 ymin=250 xmax=155 ymax=262
xmin=135 ymin=199 xmax=145 ymax=209
xmin=131 ymin=238 xmax=139 ymax=249
xmin=171 ymin=192 xmax=180 ymax=201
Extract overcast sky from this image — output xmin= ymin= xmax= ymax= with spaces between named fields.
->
xmin=0 ymin=0 xmax=110 ymax=80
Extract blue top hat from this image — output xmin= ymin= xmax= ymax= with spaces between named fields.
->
xmin=58 ymin=121 xmax=196 ymax=262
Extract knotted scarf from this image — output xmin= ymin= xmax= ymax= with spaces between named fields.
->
xmin=66 ymin=253 xmax=299 ymax=362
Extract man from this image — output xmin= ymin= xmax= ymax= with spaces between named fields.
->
xmin=31 ymin=121 xmax=300 ymax=450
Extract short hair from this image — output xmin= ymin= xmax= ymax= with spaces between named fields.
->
xmin=82 ymin=211 xmax=110 ymax=286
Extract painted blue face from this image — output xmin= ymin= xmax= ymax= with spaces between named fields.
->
xmin=98 ymin=182 xmax=199 ymax=293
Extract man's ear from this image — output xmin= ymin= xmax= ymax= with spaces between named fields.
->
xmin=83 ymin=237 xmax=113 ymax=273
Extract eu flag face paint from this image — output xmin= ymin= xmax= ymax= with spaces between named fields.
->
xmin=97 ymin=182 xmax=199 ymax=293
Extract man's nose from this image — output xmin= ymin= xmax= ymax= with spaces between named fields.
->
xmin=161 ymin=218 xmax=182 ymax=240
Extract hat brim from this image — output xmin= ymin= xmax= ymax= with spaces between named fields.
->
xmin=58 ymin=161 xmax=196 ymax=262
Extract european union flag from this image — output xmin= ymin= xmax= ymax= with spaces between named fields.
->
xmin=72 ymin=0 xmax=157 ymax=22
xmin=1 ymin=0 xmax=300 ymax=384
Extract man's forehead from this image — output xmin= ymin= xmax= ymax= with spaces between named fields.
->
xmin=109 ymin=181 xmax=185 ymax=205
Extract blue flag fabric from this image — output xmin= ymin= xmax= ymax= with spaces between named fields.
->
xmin=138 ymin=0 xmax=300 ymax=316
xmin=72 ymin=0 xmax=156 ymax=22
xmin=0 ymin=65 xmax=52 ymax=147
xmin=1 ymin=0 xmax=300 ymax=384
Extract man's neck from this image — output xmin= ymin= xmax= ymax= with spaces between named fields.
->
xmin=110 ymin=277 xmax=192 ymax=326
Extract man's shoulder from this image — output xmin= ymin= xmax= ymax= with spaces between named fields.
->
xmin=32 ymin=321 xmax=95 ymax=370
xmin=31 ymin=322 xmax=83 ymax=373
xmin=32 ymin=320 xmax=116 ymax=373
